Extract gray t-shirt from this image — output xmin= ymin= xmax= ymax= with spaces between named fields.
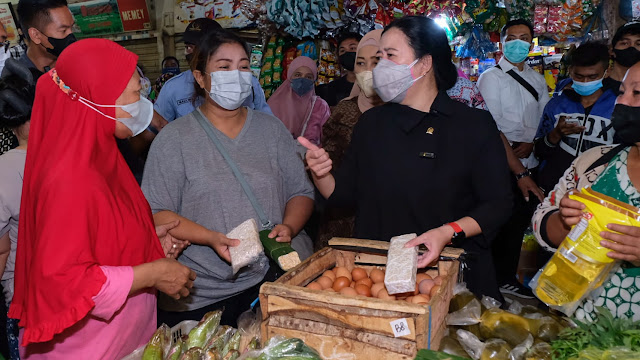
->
xmin=142 ymin=108 xmax=314 ymax=311
xmin=0 ymin=148 xmax=26 ymax=306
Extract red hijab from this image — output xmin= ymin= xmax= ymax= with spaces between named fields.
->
xmin=9 ymin=39 xmax=164 ymax=345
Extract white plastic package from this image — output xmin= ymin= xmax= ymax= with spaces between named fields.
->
xmin=384 ymin=233 xmax=418 ymax=294
xmin=227 ymin=219 xmax=264 ymax=274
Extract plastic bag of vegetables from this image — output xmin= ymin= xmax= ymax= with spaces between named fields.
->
xmin=456 ymin=329 xmax=512 ymax=360
xmin=142 ymin=324 xmax=171 ymax=360
xmin=237 ymin=336 xmax=321 ymax=360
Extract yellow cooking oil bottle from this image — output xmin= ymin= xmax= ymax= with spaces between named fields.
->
xmin=534 ymin=188 xmax=640 ymax=308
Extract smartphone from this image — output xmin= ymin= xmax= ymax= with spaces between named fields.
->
xmin=564 ymin=118 xmax=582 ymax=126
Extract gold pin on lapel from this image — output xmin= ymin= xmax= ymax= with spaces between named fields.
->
xmin=426 ymin=127 xmax=434 ymax=134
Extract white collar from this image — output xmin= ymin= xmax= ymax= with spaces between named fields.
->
xmin=498 ymin=57 xmax=529 ymax=73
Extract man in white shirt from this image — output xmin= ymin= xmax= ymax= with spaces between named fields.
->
xmin=477 ymin=19 xmax=549 ymax=298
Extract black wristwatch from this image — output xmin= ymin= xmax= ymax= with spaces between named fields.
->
xmin=515 ymin=169 xmax=531 ymax=181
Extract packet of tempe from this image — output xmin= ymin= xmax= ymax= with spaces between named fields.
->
xmin=385 ymin=233 xmax=418 ymax=294
xmin=259 ymin=229 xmax=301 ymax=271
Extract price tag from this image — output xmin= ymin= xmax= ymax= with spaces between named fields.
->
xmin=390 ymin=318 xmax=411 ymax=338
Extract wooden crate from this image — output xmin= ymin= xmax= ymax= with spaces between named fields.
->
xmin=260 ymin=238 xmax=463 ymax=360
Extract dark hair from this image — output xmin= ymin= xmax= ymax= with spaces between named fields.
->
xmin=500 ymin=19 xmax=534 ymax=39
xmin=337 ymin=32 xmax=362 ymax=48
xmin=383 ymin=16 xmax=457 ymax=91
xmin=569 ymin=42 xmax=610 ymax=69
xmin=612 ymin=22 xmax=640 ymax=47
xmin=192 ymin=29 xmax=249 ymax=100
xmin=17 ymin=0 xmax=68 ymax=40
xmin=0 ymin=70 xmax=39 ymax=129
xmin=162 ymin=56 xmax=180 ymax=68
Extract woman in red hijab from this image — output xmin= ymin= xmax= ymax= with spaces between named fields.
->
xmin=9 ymin=39 xmax=195 ymax=359
xmin=267 ymin=56 xmax=330 ymax=147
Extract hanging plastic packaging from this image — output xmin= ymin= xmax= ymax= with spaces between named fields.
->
xmin=531 ymin=188 xmax=639 ymax=315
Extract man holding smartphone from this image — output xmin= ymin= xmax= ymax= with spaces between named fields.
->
xmin=534 ymin=42 xmax=617 ymax=196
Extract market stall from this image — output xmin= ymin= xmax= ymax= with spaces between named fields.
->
xmin=125 ymin=233 xmax=640 ymax=359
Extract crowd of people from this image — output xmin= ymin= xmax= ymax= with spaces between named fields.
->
xmin=0 ymin=0 xmax=639 ymax=358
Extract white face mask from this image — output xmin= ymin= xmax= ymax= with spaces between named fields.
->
xmin=208 ymin=70 xmax=253 ymax=110
xmin=356 ymin=70 xmax=376 ymax=98
xmin=49 ymin=69 xmax=153 ymax=137
xmin=79 ymin=96 xmax=154 ymax=137
xmin=373 ymin=58 xmax=423 ymax=103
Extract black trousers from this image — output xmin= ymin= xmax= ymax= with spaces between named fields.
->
xmin=492 ymin=170 xmax=540 ymax=286
xmin=157 ymin=260 xmax=282 ymax=328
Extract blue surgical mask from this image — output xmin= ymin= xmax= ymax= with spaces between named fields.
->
xmin=291 ymin=78 xmax=314 ymax=96
xmin=572 ymin=75 xmax=605 ymax=96
xmin=502 ymin=39 xmax=531 ymax=64
xmin=162 ymin=67 xmax=181 ymax=75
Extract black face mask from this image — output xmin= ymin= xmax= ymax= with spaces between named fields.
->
xmin=42 ymin=32 xmax=76 ymax=57
xmin=339 ymin=51 xmax=356 ymax=72
xmin=185 ymin=53 xmax=194 ymax=64
xmin=611 ymin=104 xmax=640 ymax=143
xmin=614 ymin=47 xmax=640 ymax=68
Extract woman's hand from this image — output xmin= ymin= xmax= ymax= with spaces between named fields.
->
xmin=156 ymin=220 xmax=190 ymax=258
xmin=558 ymin=194 xmax=586 ymax=228
xmin=151 ymin=258 xmax=196 ymax=300
xmin=601 ymin=224 xmax=640 ymax=266
xmin=298 ymin=136 xmax=332 ymax=178
xmin=268 ymin=224 xmax=294 ymax=243
xmin=405 ymin=226 xmax=454 ymax=268
xmin=208 ymin=232 xmax=240 ymax=263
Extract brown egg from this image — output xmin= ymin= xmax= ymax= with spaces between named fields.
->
xmin=370 ymin=269 xmax=385 ymax=283
xmin=332 ymin=276 xmax=351 ymax=291
xmin=414 ymin=283 xmax=420 ymax=296
xmin=433 ymin=276 xmax=443 ymax=286
xmin=405 ymin=296 xmax=414 ymax=303
xmin=419 ymin=279 xmax=435 ymax=295
xmin=306 ymin=282 xmax=322 ymax=290
xmin=340 ymin=287 xmax=358 ymax=296
xmin=416 ymin=273 xmax=433 ymax=284
xmin=352 ymin=268 xmax=368 ymax=282
xmin=377 ymin=288 xmax=396 ymax=300
xmin=355 ymin=284 xmax=372 ymax=297
xmin=335 ymin=267 xmax=352 ymax=282
xmin=412 ymin=294 xmax=430 ymax=304
xmin=316 ymin=276 xmax=334 ymax=289
xmin=370 ymin=282 xmax=385 ymax=297
xmin=356 ymin=278 xmax=373 ymax=288
xmin=430 ymin=285 xmax=441 ymax=297
xmin=322 ymin=270 xmax=336 ymax=281
xmin=325 ymin=287 xmax=335 ymax=292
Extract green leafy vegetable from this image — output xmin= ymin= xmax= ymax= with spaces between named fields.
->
xmin=551 ymin=307 xmax=640 ymax=360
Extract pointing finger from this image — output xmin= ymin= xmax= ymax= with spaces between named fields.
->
xmin=297 ymin=136 xmax=320 ymax=151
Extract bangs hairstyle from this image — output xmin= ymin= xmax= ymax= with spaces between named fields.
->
xmin=17 ymin=0 xmax=69 ymax=40
xmin=192 ymin=29 xmax=250 ymax=100
xmin=383 ymin=16 xmax=457 ymax=91
xmin=569 ymin=42 xmax=610 ymax=69
xmin=0 ymin=69 xmax=39 ymax=129
xmin=500 ymin=19 xmax=534 ymax=40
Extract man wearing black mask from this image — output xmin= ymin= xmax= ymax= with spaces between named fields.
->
xmin=316 ymin=32 xmax=362 ymax=106
xmin=1 ymin=0 xmax=75 ymax=78
xmin=607 ymin=22 xmax=640 ymax=91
